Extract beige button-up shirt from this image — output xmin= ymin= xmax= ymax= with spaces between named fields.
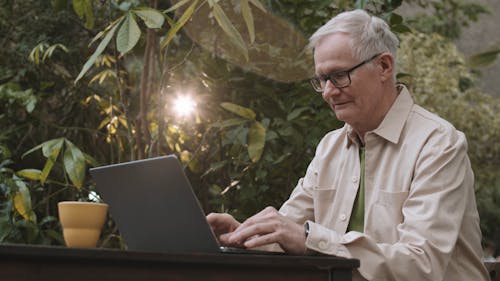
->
xmin=279 ymin=86 xmax=490 ymax=281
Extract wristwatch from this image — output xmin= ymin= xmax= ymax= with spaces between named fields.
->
xmin=304 ymin=222 xmax=310 ymax=238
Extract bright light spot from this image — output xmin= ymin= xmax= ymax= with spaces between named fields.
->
xmin=88 ymin=191 xmax=101 ymax=202
xmin=173 ymin=96 xmax=196 ymax=117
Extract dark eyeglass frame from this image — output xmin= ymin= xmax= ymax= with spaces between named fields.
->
xmin=310 ymin=53 xmax=382 ymax=93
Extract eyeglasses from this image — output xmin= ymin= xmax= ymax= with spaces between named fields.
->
xmin=310 ymin=53 xmax=381 ymax=93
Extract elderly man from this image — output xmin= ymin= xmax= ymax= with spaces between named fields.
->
xmin=207 ymin=9 xmax=489 ymax=281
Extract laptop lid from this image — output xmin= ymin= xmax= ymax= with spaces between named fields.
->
xmin=89 ymin=155 xmax=221 ymax=254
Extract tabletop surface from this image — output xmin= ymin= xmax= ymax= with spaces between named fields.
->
xmin=0 ymin=243 xmax=360 ymax=270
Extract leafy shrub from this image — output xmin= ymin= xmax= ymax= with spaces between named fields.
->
xmin=398 ymin=32 xmax=500 ymax=239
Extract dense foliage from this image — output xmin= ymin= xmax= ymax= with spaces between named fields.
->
xmin=398 ymin=32 xmax=500 ymax=240
xmin=1 ymin=0 xmax=498 ymax=248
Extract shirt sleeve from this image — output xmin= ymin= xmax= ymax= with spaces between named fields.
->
xmin=303 ymin=129 xmax=476 ymax=281
xmin=278 ymin=158 xmax=316 ymax=223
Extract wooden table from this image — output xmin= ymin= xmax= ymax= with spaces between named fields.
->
xmin=0 ymin=244 xmax=359 ymax=281
xmin=485 ymin=261 xmax=500 ymax=281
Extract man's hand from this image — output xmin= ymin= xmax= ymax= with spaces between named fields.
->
xmin=206 ymin=213 xmax=241 ymax=247
xmin=227 ymin=207 xmax=307 ymax=254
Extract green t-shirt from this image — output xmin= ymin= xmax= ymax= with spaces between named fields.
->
xmin=347 ymin=146 xmax=365 ymax=232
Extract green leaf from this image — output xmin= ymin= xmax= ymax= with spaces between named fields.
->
xmin=83 ymin=152 xmax=99 ymax=167
xmin=164 ymin=0 xmax=191 ymax=13
xmin=265 ymin=129 xmax=279 ymax=141
xmin=248 ymin=121 xmax=266 ymax=163
xmin=389 ymin=13 xmax=403 ymax=25
xmin=391 ymin=24 xmax=412 ymax=34
xmin=211 ymin=118 xmax=248 ymax=128
xmin=28 ymin=43 xmax=43 ymax=65
xmin=241 ymin=0 xmax=255 ymax=43
xmin=16 ymin=169 xmax=42 ymax=181
xmin=39 ymin=215 xmax=58 ymax=226
xmin=0 ymin=148 xmax=12 ymax=162
xmin=165 ymin=14 xmax=175 ymax=27
xmin=118 ymin=1 xmax=133 ymax=11
xmin=212 ymin=1 xmax=248 ymax=61
xmin=287 ymin=107 xmax=309 ymax=121
xmin=88 ymin=17 xmax=123 ymax=47
xmin=40 ymin=139 xmax=64 ymax=185
xmin=72 ymin=0 xmax=94 ymax=29
xmin=52 ymin=0 xmax=68 ymax=11
xmin=98 ymin=116 xmax=111 ymax=130
xmin=13 ymin=177 xmax=36 ymax=222
xmin=248 ymin=0 xmax=267 ymax=13
xmin=25 ymin=92 xmax=37 ymax=113
xmin=220 ymin=102 xmax=256 ymax=120
xmin=272 ymin=152 xmax=291 ymax=164
xmin=161 ymin=0 xmax=199 ymax=49
xmin=221 ymin=180 xmax=240 ymax=195
xmin=13 ymin=219 xmax=39 ymax=243
xmin=277 ymin=125 xmax=294 ymax=137
xmin=41 ymin=138 xmax=65 ymax=159
xmin=201 ymin=160 xmax=228 ymax=178
xmin=355 ymin=0 xmax=368 ymax=9
xmin=117 ymin=12 xmax=141 ymax=55
xmin=63 ymin=140 xmax=86 ymax=189
xmin=390 ymin=0 xmax=403 ymax=10
xmin=0 ymin=199 xmax=12 ymax=242
xmin=44 ymin=229 xmax=65 ymax=244
xmin=468 ymin=49 xmax=500 ymax=68
xmin=133 ymin=8 xmax=165 ymax=29
xmin=22 ymin=142 xmax=45 ymax=158
xmin=396 ymin=72 xmax=412 ymax=84
xmin=42 ymin=44 xmax=68 ymax=62
xmin=75 ymin=18 xmax=122 ymax=83
xmin=23 ymin=138 xmax=65 ymax=185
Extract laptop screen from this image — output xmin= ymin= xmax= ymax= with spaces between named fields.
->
xmin=89 ymin=155 xmax=221 ymax=253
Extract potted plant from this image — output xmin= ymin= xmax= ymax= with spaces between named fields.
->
xmin=14 ymin=138 xmax=109 ymax=248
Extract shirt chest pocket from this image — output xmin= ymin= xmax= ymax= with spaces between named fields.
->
xmin=312 ymin=186 xmax=338 ymax=226
xmin=367 ymin=190 xmax=409 ymax=242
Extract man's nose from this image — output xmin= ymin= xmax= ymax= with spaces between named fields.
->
xmin=322 ymin=80 xmax=341 ymax=99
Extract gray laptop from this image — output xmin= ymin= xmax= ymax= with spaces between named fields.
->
xmin=89 ymin=155 xmax=280 ymax=255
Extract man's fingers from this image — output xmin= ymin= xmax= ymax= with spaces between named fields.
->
xmin=206 ymin=213 xmax=242 ymax=242
xmin=243 ymin=232 xmax=278 ymax=248
xmin=229 ymin=207 xmax=283 ymax=244
xmin=229 ymin=221 xmax=276 ymax=244
xmin=207 ymin=213 xmax=240 ymax=230
xmin=210 ymin=207 xmax=307 ymax=254
xmin=220 ymin=233 xmax=246 ymax=247
xmin=207 ymin=212 xmax=232 ymax=225
xmin=235 ymin=206 xmax=279 ymax=230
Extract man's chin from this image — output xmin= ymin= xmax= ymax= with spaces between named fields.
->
xmin=332 ymin=108 xmax=348 ymax=122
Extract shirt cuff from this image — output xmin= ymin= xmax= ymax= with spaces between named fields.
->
xmin=304 ymin=220 xmax=352 ymax=258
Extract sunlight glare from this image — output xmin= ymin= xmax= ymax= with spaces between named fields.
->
xmin=174 ymin=95 xmax=196 ymax=117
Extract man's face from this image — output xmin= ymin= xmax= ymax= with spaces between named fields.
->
xmin=313 ymin=33 xmax=385 ymax=132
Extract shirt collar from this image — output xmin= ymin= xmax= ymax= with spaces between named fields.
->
xmin=345 ymin=85 xmax=414 ymax=147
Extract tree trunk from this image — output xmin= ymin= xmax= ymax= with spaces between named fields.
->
xmin=137 ymin=0 xmax=159 ymax=159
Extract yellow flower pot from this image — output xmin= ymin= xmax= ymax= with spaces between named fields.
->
xmin=58 ymin=201 xmax=108 ymax=248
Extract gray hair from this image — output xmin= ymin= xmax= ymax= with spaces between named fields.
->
xmin=309 ymin=9 xmax=399 ymax=61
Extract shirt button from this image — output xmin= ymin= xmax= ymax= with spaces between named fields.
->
xmin=352 ymin=176 xmax=358 ymax=183
xmin=340 ymin=214 xmax=347 ymax=221
xmin=318 ymin=240 xmax=328 ymax=250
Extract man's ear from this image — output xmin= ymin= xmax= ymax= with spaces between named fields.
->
xmin=378 ymin=53 xmax=394 ymax=82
